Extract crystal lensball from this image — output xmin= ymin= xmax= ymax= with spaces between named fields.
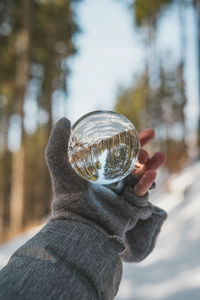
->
xmin=68 ymin=110 xmax=140 ymax=185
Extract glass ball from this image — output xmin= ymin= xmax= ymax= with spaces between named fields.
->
xmin=68 ymin=110 xmax=140 ymax=185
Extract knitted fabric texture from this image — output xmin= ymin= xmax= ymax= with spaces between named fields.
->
xmin=45 ymin=118 xmax=167 ymax=261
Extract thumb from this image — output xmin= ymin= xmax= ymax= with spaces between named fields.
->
xmin=45 ymin=117 xmax=87 ymax=194
xmin=45 ymin=118 xmax=71 ymax=169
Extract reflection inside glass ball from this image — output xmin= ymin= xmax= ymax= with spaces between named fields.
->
xmin=68 ymin=110 xmax=140 ymax=185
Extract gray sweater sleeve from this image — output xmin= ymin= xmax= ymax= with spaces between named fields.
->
xmin=0 ymin=206 xmax=167 ymax=300
xmin=0 ymin=205 xmax=166 ymax=300
xmin=0 ymin=220 xmax=122 ymax=300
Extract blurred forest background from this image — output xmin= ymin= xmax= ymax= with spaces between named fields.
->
xmin=0 ymin=0 xmax=200 ymax=242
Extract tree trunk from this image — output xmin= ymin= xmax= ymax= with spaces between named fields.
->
xmin=194 ymin=0 xmax=200 ymax=157
xmin=9 ymin=0 xmax=30 ymax=234
xmin=43 ymin=59 xmax=54 ymax=215
xmin=178 ymin=1 xmax=187 ymax=148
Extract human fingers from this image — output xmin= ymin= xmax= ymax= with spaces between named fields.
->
xmin=132 ymin=149 xmax=149 ymax=177
xmin=138 ymin=148 xmax=149 ymax=164
xmin=134 ymin=152 xmax=166 ymax=179
xmin=133 ymin=170 xmax=157 ymax=197
xmin=139 ymin=128 xmax=155 ymax=147
xmin=145 ymin=152 xmax=166 ymax=170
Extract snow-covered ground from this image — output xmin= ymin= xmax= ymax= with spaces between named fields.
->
xmin=0 ymin=162 xmax=200 ymax=299
xmin=0 ymin=224 xmax=44 ymax=269
xmin=117 ymin=162 xmax=200 ymax=300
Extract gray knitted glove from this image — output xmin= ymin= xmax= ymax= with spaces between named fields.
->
xmin=45 ymin=118 xmax=167 ymax=259
xmin=106 ymin=176 xmax=167 ymax=262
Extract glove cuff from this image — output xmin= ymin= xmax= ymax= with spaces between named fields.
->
xmin=120 ymin=205 xmax=167 ymax=262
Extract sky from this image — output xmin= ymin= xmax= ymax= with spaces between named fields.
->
xmin=65 ymin=0 xmax=145 ymax=123
xmin=8 ymin=0 xmax=200 ymax=151
xmin=64 ymin=0 xmax=199 ymax=129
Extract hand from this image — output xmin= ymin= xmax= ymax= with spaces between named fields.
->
xmin=45 ymin=118 xmax=154 ymax=251
xmin=133 ymin=129 xmax=166 ymax=197
xmin=45 ymin=118 xmax=167 ymax=261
